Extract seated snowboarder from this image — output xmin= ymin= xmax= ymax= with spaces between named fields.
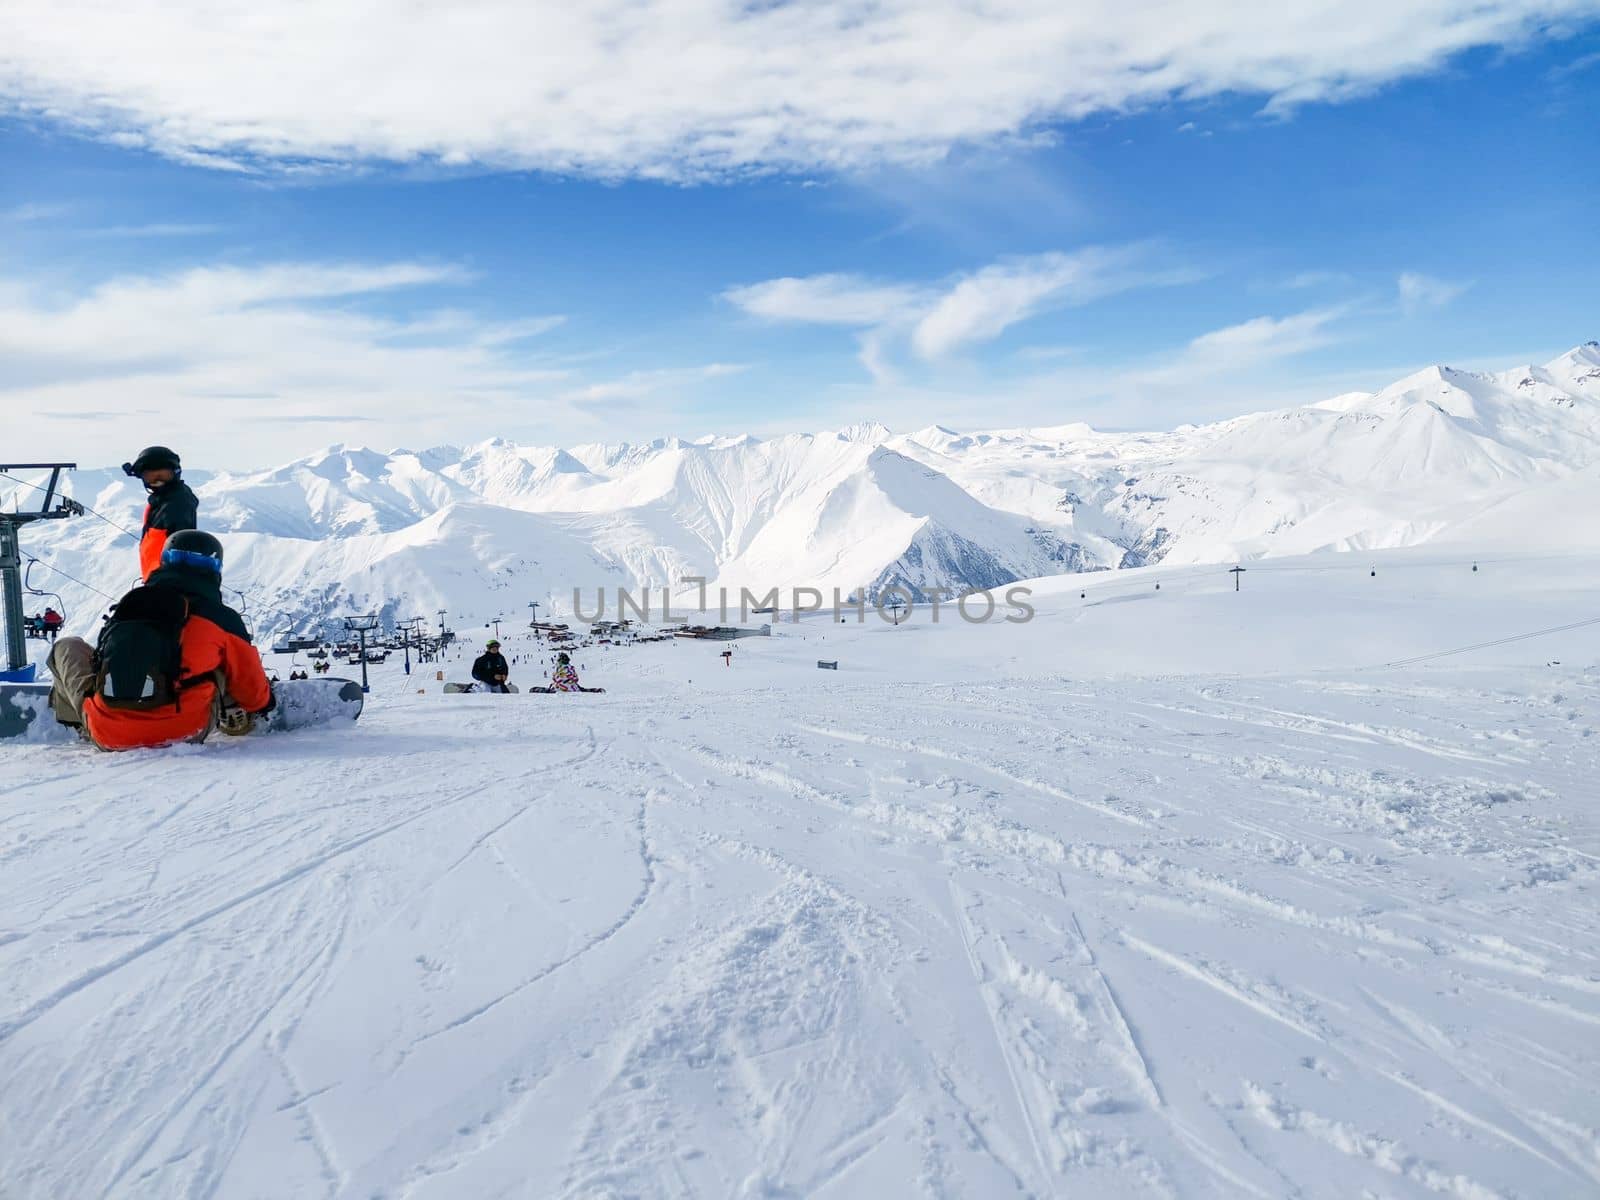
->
xmin=123 ymin=445 xmax=199 ymax=583
xmin=529 ymin=652 xmax=605 ymax=694
xmin=46 ymin=530 xmax=274 ymax=750
xmin=41 ymin=607 xmax=64 ymax=640
xmin=470 ymin=639 xmax=516 ymax=693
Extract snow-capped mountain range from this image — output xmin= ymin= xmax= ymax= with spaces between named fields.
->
xmin=10 ymin=343 xmax=1598 ymax=636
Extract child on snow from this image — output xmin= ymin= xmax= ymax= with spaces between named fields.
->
xmin=531 ymin=652 xmax=604 ymax=694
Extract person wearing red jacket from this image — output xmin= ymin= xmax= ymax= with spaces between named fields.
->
xmin=46 ymin=530 xmax=274 ymax=750
xmin=123 ymin=445 xmax=199 ymax=582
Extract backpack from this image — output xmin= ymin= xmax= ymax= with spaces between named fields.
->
xmin=93 ymin=586 xmax=201 ymax=710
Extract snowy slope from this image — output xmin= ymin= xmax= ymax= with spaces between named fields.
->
xmin=4 ymin=344 xmax=1595 ymax=639
xmin=1437 ymin=462 xmax=1600 ymax=549
xmin=3 ymin=550 xmax=1598 ymax=1198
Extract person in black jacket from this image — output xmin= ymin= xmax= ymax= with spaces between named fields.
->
xmin=123 ymin=446 xmax=199 ymax=582
xmin=471 ymin=639 xmax=513 ymax=693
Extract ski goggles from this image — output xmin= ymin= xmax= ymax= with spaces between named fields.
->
xmin=160 ymin=547 xmax=223 ymax=575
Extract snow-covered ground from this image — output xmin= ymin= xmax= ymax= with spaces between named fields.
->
xmin=3 ymin=551 xmax=1598 ymax=1198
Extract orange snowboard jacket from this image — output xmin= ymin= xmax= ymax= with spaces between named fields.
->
xmin=84 ymin=569 xmax=272 ymax=751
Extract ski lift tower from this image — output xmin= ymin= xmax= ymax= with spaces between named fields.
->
xmin=1 ymin=464 xmax=84 ymax=679
xmin=401 ymin=615 xmax=428 ymax=672
xmin=343 ymin=613 xmax=381 ymax=693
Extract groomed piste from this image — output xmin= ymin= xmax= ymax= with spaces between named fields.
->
xmin=2 ymin=549 xmax=1597 ymax=1197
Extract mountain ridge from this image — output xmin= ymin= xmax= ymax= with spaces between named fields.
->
xmin=7 ymin=343 xmax=1594 ymax=633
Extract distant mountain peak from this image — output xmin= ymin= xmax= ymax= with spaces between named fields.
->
xmin=17 ymin=345 xmax=1598 ymax=632
xmin=835 ymin=420 xmax=892 ymax=443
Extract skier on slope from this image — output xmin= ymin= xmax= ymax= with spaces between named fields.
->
xmin=123 ymin=446 xmax=199 ymax=582
xmin=470 ymin=639 xmax=515 ymax=693
xmin=46 ymin=530 xmax=275 ymax=750
xmin=529 ymin=652 xmax=605 ymax=694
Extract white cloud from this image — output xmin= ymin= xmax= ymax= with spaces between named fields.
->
xmin=2 ymin=201 xmax=77 ymax=222
xmin=1133 ymin=308 xmax=1346 ymax=385
xmin=82 ymin=222 xmax=226 ymax=238
xmin=0 ymin=204 xmax=222 ymax=238
xmin=912 ymin=249 xmax=1153 ymax=358
xmin=0 ymin=260 xmax=702 ymax=466
xmin=471 ymin=315 xmax=569 ymax=345
xmin=0 ymin=262 xmax=472 ymax=364
xmin=815 ymin=306 xmax=1356 ymax=434
xmin=856 ymin=329 xmax=899 ymax=387
xmin=562 ymin=363 xmax=747 ymax=406
xmin=723 ymin=275 xmax=929 ymax=326
xmin=1548 ymin=48 xmax=1600 ymax=78
xmin=729 ymin=246 xmax=1192 ymax=366
xmin=1397 ymin=271 xmax=1471 ymax=314
xmin=1185 ymin=310 xmax=1340 ymax=363
xmin=1281 ymin=269 xmax=1353 ymax=290
xmin=2 ymin=1 xmax=1593 ymax=179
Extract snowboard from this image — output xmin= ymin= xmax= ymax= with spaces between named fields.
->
xmin=0 ymin=677 xmax=363 ymax=743
xmin=0 ymin=683 xmax=67 ymax=744
xmin=262 ymin=677 xmax=365 ymax=732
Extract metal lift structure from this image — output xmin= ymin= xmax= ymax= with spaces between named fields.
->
xmin=1 ymin=464 xmax=84 ymax=679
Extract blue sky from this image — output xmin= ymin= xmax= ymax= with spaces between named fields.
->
xmin=1 ymin=2 xmax=1597 ymax=468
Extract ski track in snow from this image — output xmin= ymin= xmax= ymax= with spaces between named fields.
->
xmin=2 ymin=666 xmax=1598 ymax=1198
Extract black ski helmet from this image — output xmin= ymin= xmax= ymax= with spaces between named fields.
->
xmin=161 ymin=529 xmax=224 ymax=575
xmin=124 ymin=446 xmax=182 ymax=477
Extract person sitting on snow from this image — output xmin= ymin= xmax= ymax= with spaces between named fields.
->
xmin=470 ymin=639 xmax=515 ymax=693
xmin=530 ymin=652 xmax=604 ymax=694
xmin=46 ymin=530 xmax=274 ymax=750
